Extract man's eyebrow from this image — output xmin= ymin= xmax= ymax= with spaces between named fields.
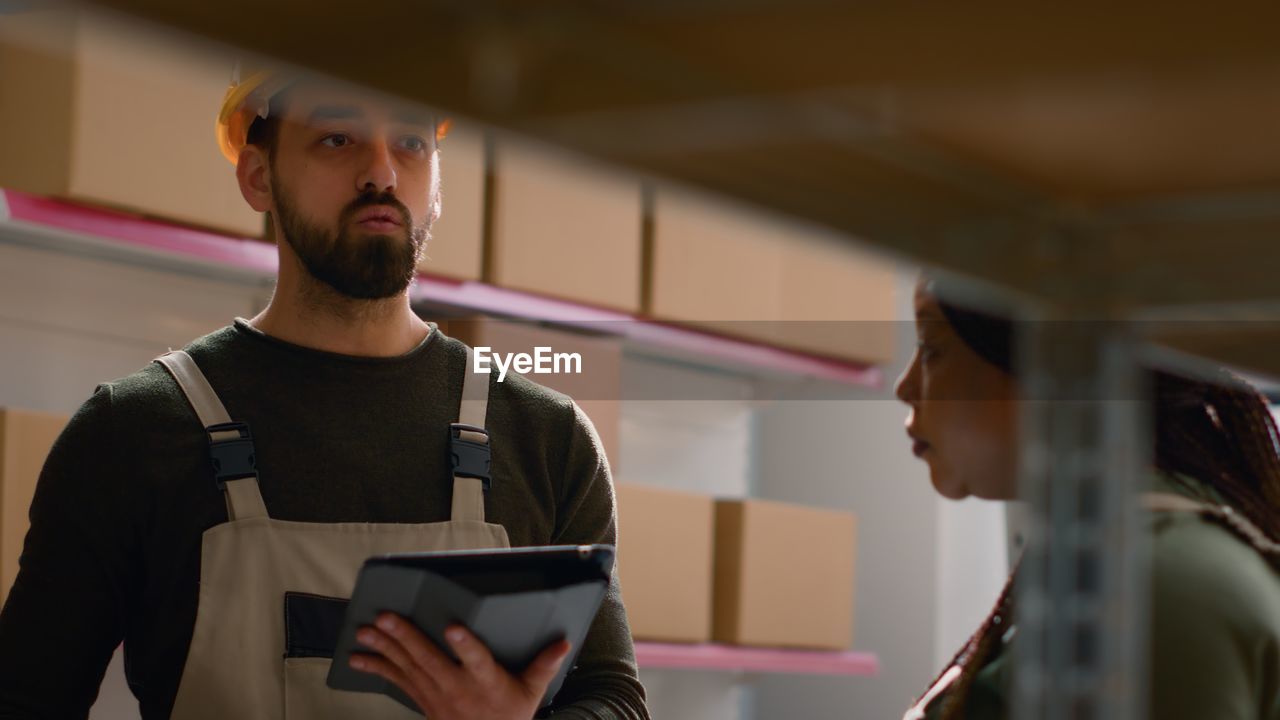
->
xmin=391 ymin=109 xmax=436 ymax=127
xmin=306 ymin=105 xmax=366 ymax=123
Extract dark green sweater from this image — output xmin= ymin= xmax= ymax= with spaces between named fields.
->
xmin=0 ymin=320 xmax=649 ymax=720
xmin=924 ymin=474 xmax=1280 ymax=720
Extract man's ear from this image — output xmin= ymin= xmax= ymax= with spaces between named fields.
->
xmin=236 ymin=145 xmax=273 ymax=213
xmin=429 ymin=186 xmax=442 ymax=226
xmin=428 ymin=149 xmax=443 ymax=226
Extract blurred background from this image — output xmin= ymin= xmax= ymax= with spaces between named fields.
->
xmin=3 ymin=2 xmax=1280 ymax=718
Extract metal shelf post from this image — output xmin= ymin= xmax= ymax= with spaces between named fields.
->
xmin=1014 ymin=316 xmax=1152 ymax=720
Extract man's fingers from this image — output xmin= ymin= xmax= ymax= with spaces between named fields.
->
xmin=357 ymin=623 xmax=446 ymax=699
xmin=356 ymin=627 xmax=570 ymax=718
xmin=374 ymin=613 xmax=458 ymax=684
xmin=444 ymin=625 xmax=501 ymax=682
xmin=348 ymin=652 xmax=432 ymax=714
xmin=356 ymin=627 xmax=418 ymax=675
xmin=520 ymin=639 xmax=572 ymax=695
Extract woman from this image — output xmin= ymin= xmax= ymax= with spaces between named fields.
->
xmin=896 ymin=280 xmax=1280 ymax=720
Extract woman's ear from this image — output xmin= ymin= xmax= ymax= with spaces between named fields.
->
xmin=236 ymin=145 xmax=273 ymax=213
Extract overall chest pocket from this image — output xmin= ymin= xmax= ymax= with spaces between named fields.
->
xmin=282 ymin=592 xmax=422 ymax=719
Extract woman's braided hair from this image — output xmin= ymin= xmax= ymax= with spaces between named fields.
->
xmin=1153 ymin=369 xmax=1280 ymax=542
xmin=927 ymin=572 xmax=1017 ymax=720
xmin=919 ymin=294 xmax=1280 ymax=719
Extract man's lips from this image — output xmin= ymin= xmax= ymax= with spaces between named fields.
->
xmin=353 ymin=206 xmax=404 ymax=232
xmin=357 ymin=219 xmax=401 ymax=232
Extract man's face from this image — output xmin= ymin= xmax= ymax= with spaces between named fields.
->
xmin=267 ymin=83 xmax=441 ymax=299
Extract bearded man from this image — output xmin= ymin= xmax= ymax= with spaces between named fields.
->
xmin=0 ymin=68 xmax=649 ymax=720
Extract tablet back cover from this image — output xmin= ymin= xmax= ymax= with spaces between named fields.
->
xmin=327 ymin=555 xmax=610 ymax=710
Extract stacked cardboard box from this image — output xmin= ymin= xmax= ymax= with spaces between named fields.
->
xmin=712 ymin=498 xmax=857 ymax=650
xmin=489 ymin=142 xmax=643 ymax=313
xmin=615 ymin=483 xmax=715 ymax=643
xmin=613 ymin=482 xmax=858 ymax=650
xmin=0 ymin=7 xmax=488 ymax=281
xmin=0 ymin=9 xmax=261 ymax=237
xmin=419 ymin=125 xmax=485 ymax=281
xmin=650 ymin=189 xmax=897 ymax=365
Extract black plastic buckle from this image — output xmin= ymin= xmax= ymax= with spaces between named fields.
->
xmin=449 ymin=423 xmax=492 ymax=489
xmin=207 ymin=421 xmax=257 ymax=489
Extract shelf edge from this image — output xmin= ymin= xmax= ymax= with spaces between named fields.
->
xmin=634 ymin=641 xmax=879 ymax=677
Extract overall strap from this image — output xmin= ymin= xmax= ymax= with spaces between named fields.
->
xmin=450 ymin=346 xmax=492 ymax=523
xmin=156 ymin=351 xmax=269 ymax=521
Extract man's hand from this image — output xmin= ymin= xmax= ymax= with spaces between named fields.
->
xmin=349 ymin=613 xmax=572 ymax=720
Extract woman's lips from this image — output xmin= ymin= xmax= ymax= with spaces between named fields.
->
xmin=911 ymin=439 xmax=931 ymax=458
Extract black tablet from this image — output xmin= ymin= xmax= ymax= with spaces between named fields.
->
xmin=326 ymin=544 xmax=615 ymax=711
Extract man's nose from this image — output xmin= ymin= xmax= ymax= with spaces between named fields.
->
xmin=357 ymin=138 xmax=397 ymax=194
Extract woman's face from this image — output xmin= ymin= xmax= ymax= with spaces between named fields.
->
xmin=894 ymin=286 xmax=1020 ymax=500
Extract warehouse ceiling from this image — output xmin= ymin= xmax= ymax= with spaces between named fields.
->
xmin=73 ymin=0 xmax=1280 ymax=314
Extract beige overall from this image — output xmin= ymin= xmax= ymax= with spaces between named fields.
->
xmin=157 ymin=348 xmax=510 ymax=719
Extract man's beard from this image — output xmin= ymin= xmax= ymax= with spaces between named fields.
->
xmin=274 ymin=184 xmax=429 ymax=300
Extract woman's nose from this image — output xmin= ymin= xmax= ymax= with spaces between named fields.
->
xmin=895 ymin=352 xmax=920 ymax=404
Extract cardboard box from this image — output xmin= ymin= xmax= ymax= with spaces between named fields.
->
xmin=650 ymin=190 xmax=897 ymax=364
xmin=441 ymin=318 xmax=623 ymax=471
xmin=649 ymin=190 xmax=783 ymax=332
xmin=419 ymin=125 xmax=485 ymax=281
xmin=489 ymin=141 xmax=643 ymax=312
xmin=0 ymin=9 xmax=262 ymax=237
xmin=0 ymin=408 xmax=68 ymax=601
xmin=712 ymin=498 xmax=856 ymax=650
xmin=615 ymin=483 xmax=715 ymax=643
xmin=774 ymin=236 xmax=898 ymax=365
